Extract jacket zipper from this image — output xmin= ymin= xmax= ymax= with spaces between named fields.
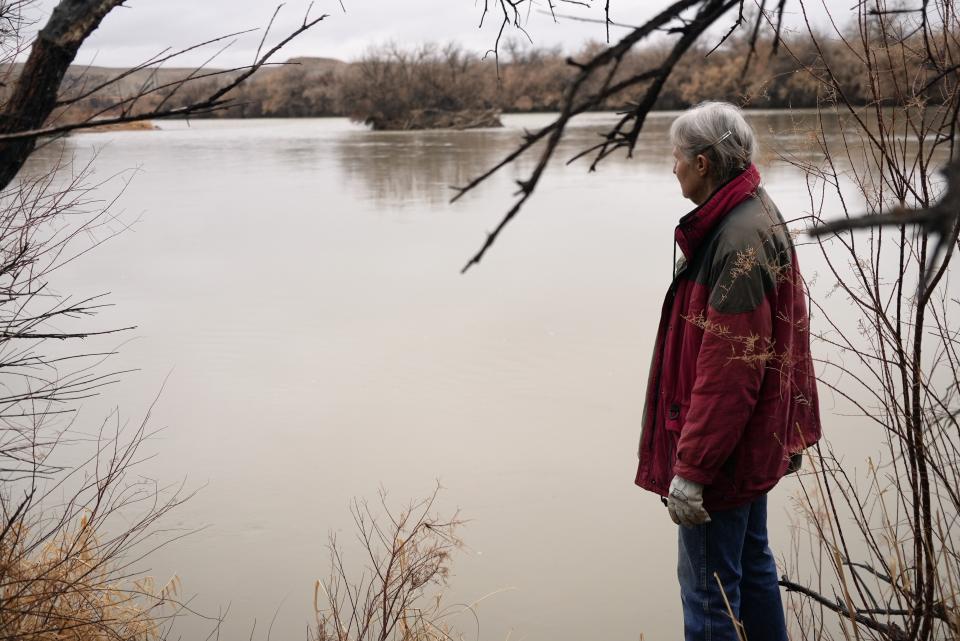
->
xmin=640 ymin=235 xmax=688 ymax=480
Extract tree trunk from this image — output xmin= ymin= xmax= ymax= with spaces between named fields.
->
xmin=0 ymin=0 xmax=124 ymax=190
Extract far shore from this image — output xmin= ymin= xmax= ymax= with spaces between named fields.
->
xmin=76 ymin=106 xmax=825 ymax=133
xmin=78 ymin=120 xmax=158 ymax=133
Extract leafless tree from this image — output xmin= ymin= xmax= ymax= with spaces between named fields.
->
xmin=339 ymin=42 xmax=503 ymax=130
xmin=458 ymin=0 xmax=775 ymax=272
xmin=0 ymin=1 xmax=324 ymax=638
xmin=776 ymin=2 xmax=960 ymax=639
xmin=0 ymin=1 xmax=327 ymax=188
xmin=458 ymin=0 xmax=958 ymax=276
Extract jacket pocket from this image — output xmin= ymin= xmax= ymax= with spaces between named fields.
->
xmin=664 ymin=401 xmax=687 ymax=434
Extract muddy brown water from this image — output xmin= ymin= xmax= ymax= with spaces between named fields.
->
xmin=19 ymin=111 xmax=922 ymax=641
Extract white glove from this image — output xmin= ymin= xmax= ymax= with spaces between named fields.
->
xmin=667 ymin=475 xmax=712 ymax=527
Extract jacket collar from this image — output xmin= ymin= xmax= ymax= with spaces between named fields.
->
xmin=674 ymin=164 xmax=761 ymax=259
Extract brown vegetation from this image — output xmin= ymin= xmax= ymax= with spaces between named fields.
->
xmin=0 ymin=16 xmax=905 ymax=132
xmin=79 ymin=119 xmax=158 ymax=132
xmin=338 ymin=43 xmax=500 ymax=129
xmin=0 ymin=155 xmax=194 ymax=641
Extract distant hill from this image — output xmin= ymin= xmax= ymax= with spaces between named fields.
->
xmin=0 ymin=56 xmax=349 ymax=121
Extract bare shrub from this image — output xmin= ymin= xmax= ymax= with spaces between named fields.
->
xmin=310 ymin=487 xmax=468 ymax=641
xmin=0 ymin=2 xmax=324 ymax=638
xmin=773 ymin=2 xmax=960 ymax=639
xmin=0 ymin=155 xmax=195 ymax=639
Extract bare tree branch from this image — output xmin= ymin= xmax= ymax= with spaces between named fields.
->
xmin=458 ymin=0 xmax=743 ymax=272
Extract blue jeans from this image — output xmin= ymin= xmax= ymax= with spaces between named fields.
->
xmin=677 ymin=494 xmax=788 ymax=641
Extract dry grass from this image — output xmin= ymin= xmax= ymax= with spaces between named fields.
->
xmin=0 ymin=515 xmax=180 ymax=641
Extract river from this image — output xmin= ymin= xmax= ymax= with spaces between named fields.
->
xmin=20 ymin=111 xmax=897 ymax=641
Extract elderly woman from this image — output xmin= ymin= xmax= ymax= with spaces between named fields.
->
xmin=634 ymin=102 xmax=821 ymax=640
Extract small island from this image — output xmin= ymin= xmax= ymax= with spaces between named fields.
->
xmin=363 ymin=108 xmax=502 ymax=131
xmin=80 ymin=120 xmax=158 ymax=133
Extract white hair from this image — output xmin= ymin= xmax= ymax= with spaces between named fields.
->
xmin=669 ymin=101 xmax=757 ymax=183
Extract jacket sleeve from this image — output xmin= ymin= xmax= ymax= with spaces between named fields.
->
xmin=673 ymin=244 xmax=773 ymax=486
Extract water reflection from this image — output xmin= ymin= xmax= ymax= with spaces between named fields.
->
xmin=330 ymin=110 xmax=853 ymax=207
xmin=334 ymin=129 xmax=513 ymax=205
xmin=20 ymin=110 xmax=879 ymax=211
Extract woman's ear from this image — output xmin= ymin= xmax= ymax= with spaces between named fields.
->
xmin=695 ymin=153 xmax=710 ymax=177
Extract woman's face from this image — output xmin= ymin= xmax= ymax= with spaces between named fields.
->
xmin=672 ymin=146 xmax=712 ymax=205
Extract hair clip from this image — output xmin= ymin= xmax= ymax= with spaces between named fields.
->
xmin=712 ymin=130 xmax=733 ymax=146
xmin=696 ymin=130 xmax=733 ymax=155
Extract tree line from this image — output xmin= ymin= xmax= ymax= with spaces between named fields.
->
xmin=17 ymin=19 xmax=916 ymax=130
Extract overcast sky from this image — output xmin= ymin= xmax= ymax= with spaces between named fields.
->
xmin=24 ymin=1 xmax=855 ymax=68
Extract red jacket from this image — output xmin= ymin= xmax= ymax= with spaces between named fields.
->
xmin=634 ymin=164 xmax=821 ymax=511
